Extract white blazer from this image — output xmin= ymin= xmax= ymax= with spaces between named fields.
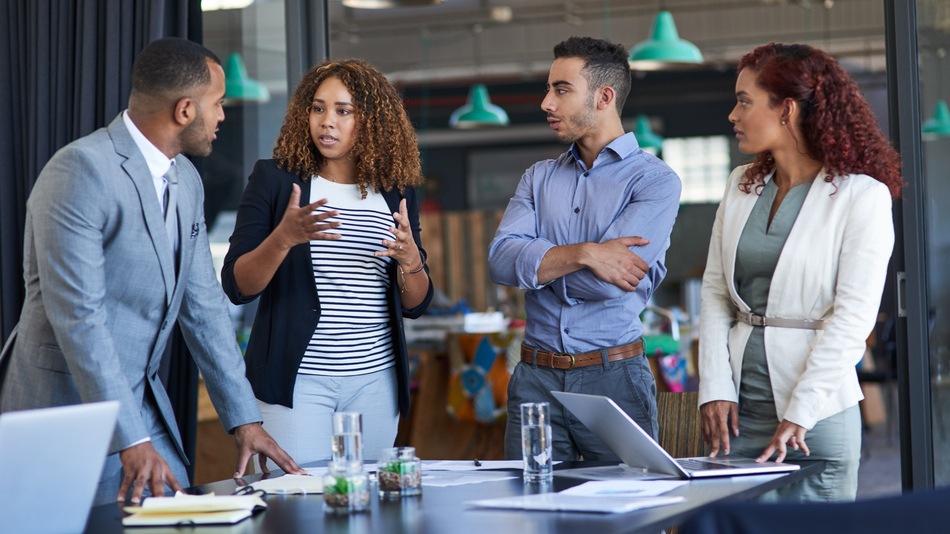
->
xmin=698 ymin=165 xmax=894 ymax=430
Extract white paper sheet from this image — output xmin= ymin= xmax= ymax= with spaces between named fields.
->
xmin=422 ymin=471 xmax=519 ymax=487
xmin=424 ymin=460 xmax=557 ymax=471
xmin=558 ymin=479 xmax=688 ymax=497
xmin=247 ymin=474 xmax=325 ymax=494
xmin=467 ymin=493 xmax=684 ymax=514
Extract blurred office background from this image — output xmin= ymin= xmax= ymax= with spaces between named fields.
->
xmin=3 ymin=0 xmax=948 ymax=496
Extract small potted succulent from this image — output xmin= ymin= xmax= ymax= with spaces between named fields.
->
xmin=378 ymin=447 xmax=422 ymax=498
xmin=323 ymin=466 xmax=370 ymax=513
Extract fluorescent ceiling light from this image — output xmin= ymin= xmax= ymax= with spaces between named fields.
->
xmin=202 ymin=0 xmax=254 ymax=11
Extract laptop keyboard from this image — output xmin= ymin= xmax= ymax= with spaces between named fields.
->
xmin=676 ymin=458 xmax=737 ymax=471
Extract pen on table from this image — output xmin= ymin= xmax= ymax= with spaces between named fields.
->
xmin=473 ymin=459 xmax=482 ymax=467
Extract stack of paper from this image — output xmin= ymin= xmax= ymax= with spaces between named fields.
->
xmin=467 ymin=480 xmax=687 ymax=514
xmin=122 ymin=493 xmax=267 ymax=527
xmin=246 ymin=473 xmax=325 ymax=494
xmin=468 ymin=493 xmax=684 ymax=514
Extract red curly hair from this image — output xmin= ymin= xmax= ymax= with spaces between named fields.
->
xmin=737 ymin=43 xmax=902 ymax=198
xmin=273 ymin=58 xmax=422 ymax=198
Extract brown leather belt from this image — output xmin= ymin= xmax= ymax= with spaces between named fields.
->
xmin=520 ymin=340 xmax=644 ymax=370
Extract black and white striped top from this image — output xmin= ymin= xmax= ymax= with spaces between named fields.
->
xmin=300 ymin=177 xmax=396 ymax=376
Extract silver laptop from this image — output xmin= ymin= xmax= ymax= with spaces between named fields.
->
xmin=0 ymin=401 xmax=119 ymax=534
xmin=551 ymin=391 xmax=799 ymax=478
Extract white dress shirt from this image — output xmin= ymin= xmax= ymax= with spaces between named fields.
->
xmin=121 ymin=110 xmax=175 ymax=212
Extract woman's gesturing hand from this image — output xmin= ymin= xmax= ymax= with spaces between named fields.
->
xmin=376 ymin=198 xmax=422 ymax=268
xmin=275 ymin=183 xmax=341 ymax=248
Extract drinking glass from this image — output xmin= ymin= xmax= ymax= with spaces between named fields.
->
xmin=330 ymin=412 xmax=363 ymax=472
xmin=520 ymin=402 xmax=553 ymax=482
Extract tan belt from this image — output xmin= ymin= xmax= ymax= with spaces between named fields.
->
xmin=520 ymin=340 xmax=644 ymax=370
xmin=735 ymin=311 xmax=828 ymax=330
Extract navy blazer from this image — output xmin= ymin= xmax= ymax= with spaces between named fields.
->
xmin=221 ymin=159 xmax=433 ymax=417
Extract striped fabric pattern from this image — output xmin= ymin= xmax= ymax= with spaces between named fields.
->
xmin=301 ymin=179 xmax=396 ymax=376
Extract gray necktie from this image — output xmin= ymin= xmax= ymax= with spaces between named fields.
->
xmin=163 ymin=165 xmax=179 ymax=256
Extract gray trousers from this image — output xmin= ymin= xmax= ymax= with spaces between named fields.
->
xmin=735 ymin=328 xmax=862 ymax=502
xmin=730 ymin=403 xmax=862 ymax=502
xmin=504 ymin=352 xmax=657 ymax=461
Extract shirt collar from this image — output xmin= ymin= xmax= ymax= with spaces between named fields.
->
xmin=568 ymin=132 xmax=640 ymax=166
xmin=122 ymin=110 xmax=175 ymax=179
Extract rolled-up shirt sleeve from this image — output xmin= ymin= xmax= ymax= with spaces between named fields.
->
xmin=489 ymin=167 xmax=557 ymax=290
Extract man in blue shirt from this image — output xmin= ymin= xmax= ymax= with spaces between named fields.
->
xmin=489 ymin=36 xmax=681 ymax=461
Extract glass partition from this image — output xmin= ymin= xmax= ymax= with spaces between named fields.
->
xmin=915 ymin=0 xmax=950 ymax=488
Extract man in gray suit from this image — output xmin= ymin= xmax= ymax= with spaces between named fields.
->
xmin=0 ymin=38 xmax=303 ymax=505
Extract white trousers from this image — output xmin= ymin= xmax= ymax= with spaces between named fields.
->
xmin=257 ymin=368 xmax=400 ymax=470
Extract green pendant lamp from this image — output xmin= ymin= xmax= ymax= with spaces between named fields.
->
xmin=449 ymin=84 xmax=510 ymax=129
xmin=923 ymin=99 xmax=950 ymax=137
xmin=634 ymin=115 xmax=663 ymax=153
xmin=628 ymin=11 xmax=703 ymax=71
xmin=223 ymin=53 xmax=269 ymax=105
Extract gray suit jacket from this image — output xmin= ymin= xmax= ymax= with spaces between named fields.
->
xmin=0 ymin=114 xmax=260 ymax=461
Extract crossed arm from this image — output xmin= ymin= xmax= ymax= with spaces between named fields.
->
xmin=489 ymin=167 xmax=680 ymax=301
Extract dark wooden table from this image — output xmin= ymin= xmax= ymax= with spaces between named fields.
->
xmin=84 ymin=461 xmax=823 ymax=533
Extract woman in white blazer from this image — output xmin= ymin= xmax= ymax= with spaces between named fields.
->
xmin=698 ymin=43 xmax=903 ymax=501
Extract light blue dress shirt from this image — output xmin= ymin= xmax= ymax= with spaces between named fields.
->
xmin=488 ymin=132 xmax=681 ymax=353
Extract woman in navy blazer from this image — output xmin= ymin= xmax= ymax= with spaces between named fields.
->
xmin=221 ymin=59 xmax=432 ymax=468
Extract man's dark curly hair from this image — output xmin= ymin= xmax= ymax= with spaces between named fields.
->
xmin=737 ymin=42 xmax=903 ymax=198
xmin=553 ymin=36 xmax=631 ymax=114
xmin=273 ymin=58 xmax=422 ymax=198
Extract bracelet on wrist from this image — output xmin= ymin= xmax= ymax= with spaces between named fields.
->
xmin=400 ymin=262 xmax=426 ymax=275
xmin=398 ymin=262 xmax=425 ymax=294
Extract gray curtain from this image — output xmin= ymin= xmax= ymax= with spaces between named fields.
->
xmin=0 ymin=0 xmax=203 ymax=478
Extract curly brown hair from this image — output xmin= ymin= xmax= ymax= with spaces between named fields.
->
xmin=736 ymin=43 xmax=903 ymax=198
xmin=273 ymin=58 xmax=422 ymax=198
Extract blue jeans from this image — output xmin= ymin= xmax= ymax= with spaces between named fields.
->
xmin=503 ymin=351 xmax=657 ymax=461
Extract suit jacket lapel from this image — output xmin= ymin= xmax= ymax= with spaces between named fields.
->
xmin=170 ymin=156 xmax=190 ymax=286
xmin=722 ymin=172 xmax=772 ymax=312
xmin=288 ymin=176 xmax=314 ymax=271
xmin=383 ymin=188 xmax=402 ymax=215
xmin=108 ymin=115 xmax=177 ymax=303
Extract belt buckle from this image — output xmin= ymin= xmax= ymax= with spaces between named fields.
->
xmin=748 ymin=312 xmax=765 ymax=327
xmin=555 ymin=352 xmax=576 ymax=370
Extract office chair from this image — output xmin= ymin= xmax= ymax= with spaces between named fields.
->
xmin=657 ymin=391 xmax=707 ymax=460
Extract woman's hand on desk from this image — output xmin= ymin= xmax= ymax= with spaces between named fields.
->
xmin=232 ymin=422 xmax=305 ymax=478
xmin=700 ymin=400 xmax=739 ymax=457
xmin=757 ymin=420 xmax=810 ymax=464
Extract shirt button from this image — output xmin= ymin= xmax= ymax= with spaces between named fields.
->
xmin=564 ymin=328 xmax=570 ymax=334
xmin=583 ymin=172 xmax=589 ymax=177
xmin=574 ymin=207 xmax=580 ymax=213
